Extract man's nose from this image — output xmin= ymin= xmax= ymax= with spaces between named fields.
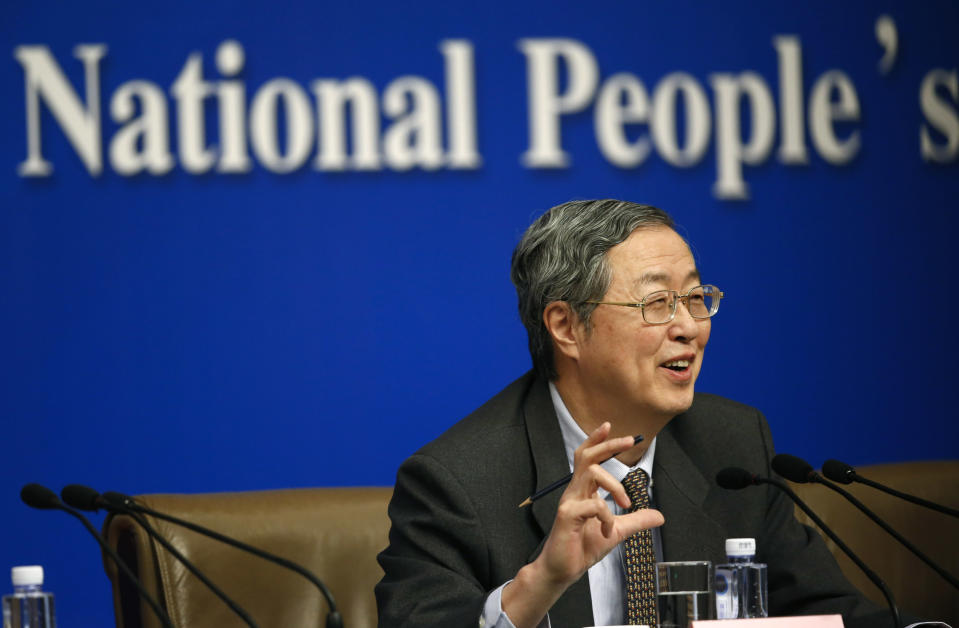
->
xmin=669 ymin=298 xmax=701 ymax=340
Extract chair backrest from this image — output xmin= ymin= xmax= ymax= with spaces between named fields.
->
xmin=102 ymin=487 xmax=392 ymax=628
xmin=793 ymin=460 xmax=958 ymax=624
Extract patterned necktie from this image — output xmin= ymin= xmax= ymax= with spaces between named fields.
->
xmin=622 ymin=468 xmax=658 ymax=627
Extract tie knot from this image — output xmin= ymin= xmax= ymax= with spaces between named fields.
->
xmin=622 ymin=468 xmax=650 ymax=511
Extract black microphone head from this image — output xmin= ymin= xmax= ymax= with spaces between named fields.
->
xmin=21 ymin=484 xmax=63 ymax=510
xmin=716 ymin=467 xmax=758 ymax=489
xmin=772 ymin=453 xmax=816 ymax=483
xmin=61 ymin=485 xmax=102 ymax=511
xmin=822 ymin=459 xmax=856 ymax=484
xmin=101 ymin=491 xmax=134 ymax=509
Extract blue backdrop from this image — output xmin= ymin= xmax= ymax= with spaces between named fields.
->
xmin=2 ymin=0 xmax=957 ymax=624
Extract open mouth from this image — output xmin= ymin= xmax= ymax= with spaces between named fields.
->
xmin=661 ymin=359 xmax=691 ymax=372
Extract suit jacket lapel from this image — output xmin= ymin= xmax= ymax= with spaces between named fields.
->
xmin=654 ymin=425 xmax=727 ymax=565
xmin=522 ymin=375 xmax=595 ymax=628
xmin=525 ymin=376 xmax=568 ymax=540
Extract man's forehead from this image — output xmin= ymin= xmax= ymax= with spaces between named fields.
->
xmin=606 ymin=225 xmax=701 ymax=286
xmin=636 ymin=269 xmax=701 ymax=287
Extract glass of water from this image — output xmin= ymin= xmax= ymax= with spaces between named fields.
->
xmin=655 ymin=561 xmax=715 ymax=628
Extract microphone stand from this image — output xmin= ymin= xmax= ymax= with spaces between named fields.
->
xmin=812 ymin=475 xmax=958 ymax=590
xmin=20 ymin=484 xmax=174 ymax=628
xmin=105 ymin=498 xmax=259 ymax=628
xmin=719 ymin=472 xmax=902 ymax=628
xmin=773 ymin=455 xmax=959 ymax=591
xmin=824 ymin=460 xmax=959 ymax=519
xmin=103 ymin=492 xmax=344 ymax=628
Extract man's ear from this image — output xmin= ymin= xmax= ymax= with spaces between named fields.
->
xmin=543 ymin=301 xmax=582 ymax=361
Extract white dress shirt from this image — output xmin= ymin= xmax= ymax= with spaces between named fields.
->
xmin=480 ymin=383 xmax=660 ymax=628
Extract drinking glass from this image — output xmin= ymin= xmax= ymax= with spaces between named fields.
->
xmin=655 ymin=561 xmax=715 ymax=628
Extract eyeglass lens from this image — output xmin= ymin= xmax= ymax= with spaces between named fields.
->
xmin=643 ymin=285 xmax=718 ymax=324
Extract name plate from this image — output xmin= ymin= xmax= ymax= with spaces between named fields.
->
xmin=692 ymin=616 xmax=844 ymax=627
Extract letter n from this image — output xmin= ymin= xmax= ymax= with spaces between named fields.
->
xmin=14 ymin=44 xmax=106 ymax=176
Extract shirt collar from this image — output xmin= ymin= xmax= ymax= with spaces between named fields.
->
xmin=548 ymin=380 xmax=657 ymax=486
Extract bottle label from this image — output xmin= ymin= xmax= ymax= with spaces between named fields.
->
xmin=715 ymin=566 xmax=738 ymax=619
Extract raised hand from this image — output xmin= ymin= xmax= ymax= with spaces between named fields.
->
xmin=502 ymin=422 xmax=665 ymax=628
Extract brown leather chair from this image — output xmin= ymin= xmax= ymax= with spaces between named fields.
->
xmin=793 ymin=460 xmax=958 ymax=624
xmin=102 ymin=462 xmax=957 ymax=627
xmin=102 ymin=487 xmax=392 ymax=628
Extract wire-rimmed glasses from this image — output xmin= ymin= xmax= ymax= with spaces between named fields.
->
xmin=586 ymin=284 xmax=724 ymax=325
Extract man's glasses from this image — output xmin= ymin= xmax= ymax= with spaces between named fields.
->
xmin=586 ymin=284 xmax=724 ymax=325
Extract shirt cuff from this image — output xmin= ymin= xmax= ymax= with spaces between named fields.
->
xmin=480 ymin=581 xmax=551 ymax=628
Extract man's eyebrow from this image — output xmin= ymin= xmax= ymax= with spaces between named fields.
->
xmin=636 ymin=269 xmax=701 ymax=286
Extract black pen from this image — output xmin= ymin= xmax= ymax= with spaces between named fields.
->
xmin=518 ymin=434 xmax=644 ymax=508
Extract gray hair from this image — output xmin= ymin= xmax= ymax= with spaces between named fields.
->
xmin=510 ymin=199 xmax=676 ymax=380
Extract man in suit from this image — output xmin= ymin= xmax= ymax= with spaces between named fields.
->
xmin=376 ymin=200 xmax=887 ymax=627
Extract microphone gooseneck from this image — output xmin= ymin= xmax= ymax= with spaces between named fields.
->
xmin=20 ymin=484 xmax=174 ymax=628
xmin=103 ymin=491 xmax=344 ymax=628
xmin=774 ymin=456 xmax=959 ymax=591
xmin=822 ymin=459 xmax=959 ymax=518
xmin=716 ymin=467 xmax=902 ymax=628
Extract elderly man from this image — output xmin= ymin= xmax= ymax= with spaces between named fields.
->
xmin=376 ymin=200 xmax=887 ymax=627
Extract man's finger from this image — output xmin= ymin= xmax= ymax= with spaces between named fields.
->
xmin=574 ymin=423 xmax=612 ymax=466
xmin=576 ymin=433 xmax=637 ymax=469
xmin=582 ymin=464 xmax=633 ymax=509
xmin=556 ymin=494 xmax=613 ymax=526
xmin=618 ymin=508 xmax=666 ymax=539
xmin=583 ymin=421 xmax=612 ymax=446
xmin=595 ymin=496 xmax=615 ymax=537
xmin=567 ymin=462 xmax=620 ymax=500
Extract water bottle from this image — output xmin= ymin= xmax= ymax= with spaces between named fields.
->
xmin=2 ymin=566 xmax=56 ymax=628
xmin=715 ymin=538 xmax=768 ymax=619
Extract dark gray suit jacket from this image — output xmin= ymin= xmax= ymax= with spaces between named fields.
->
xmin=376 ymin=372 xmax=886 ymax=627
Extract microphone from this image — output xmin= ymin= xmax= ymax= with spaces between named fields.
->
xmin=822 ymin=459 xmax=959 ymax=519
xmin=716 ymin=468 xmax=902 ymax=628
xmin=772 ymin=455 xmax=958 ymax=591
xmin=20 ymin=484 xmax=174 ymax=628
xmin=62 ymin=485 xmax=259 ymax=628
xmin=770 ymin=453 xmax=817 ymax=483
xmin=61 ymin=484 xmax=101 ymax=511
xmin=99 ymin=489 xmax=344 ymax=628
xmin=20 ymin=483 xmax=61 ymax=509
xmin=715 ymin=466 xmax=758 ymax=490
xmin=821 ymin=459 xmax=856 ymax=484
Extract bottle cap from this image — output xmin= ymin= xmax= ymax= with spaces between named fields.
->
xmin=11 ymin=566 xmax=44 ymax=587
xmin=725 ymin=537 xmax=756 ymax=556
